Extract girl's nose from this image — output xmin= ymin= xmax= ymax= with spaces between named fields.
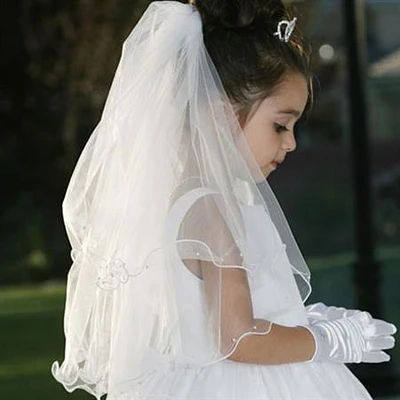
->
xmin=283 ymin=130 xmax=297 ymax=153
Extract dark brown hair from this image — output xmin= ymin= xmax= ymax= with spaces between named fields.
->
xmin=193 ymin=0 xmax=313 ymax=123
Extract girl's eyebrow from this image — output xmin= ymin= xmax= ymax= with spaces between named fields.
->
xmin=278 ymin=109 xmax=301 ymax=118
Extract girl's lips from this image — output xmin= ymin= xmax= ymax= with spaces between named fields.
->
xmin=271 ymin=161 xmax=278 ymax=169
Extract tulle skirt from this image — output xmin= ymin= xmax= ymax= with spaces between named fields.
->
xmin=108 ymin=359 xmax=372 ymax=399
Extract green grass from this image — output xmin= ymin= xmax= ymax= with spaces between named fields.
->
xmin=0 ymin=247 xmax=399 ymax=399
xmin=0 ymin=283 xmax=92 ymax=400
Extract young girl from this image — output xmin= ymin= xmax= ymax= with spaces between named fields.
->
xmin=52 ymin=1 xmax=397 ymax=399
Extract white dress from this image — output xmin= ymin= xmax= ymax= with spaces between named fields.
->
xmin=112 ymin=187 xmax=373 ymax=400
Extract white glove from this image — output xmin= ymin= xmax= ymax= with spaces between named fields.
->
xmin=306 ymin=302 xmax=360 ymax=323
xmin=302 ymin=311 xmax=397 ymax=364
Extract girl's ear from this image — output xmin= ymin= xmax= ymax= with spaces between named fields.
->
xmin=209 ymin=98 xmax=243 ymax=127
xmin=224 ymin=100 xmax=246 ymax=129
xmin=233 ymin=106 xmax=245 ymax=128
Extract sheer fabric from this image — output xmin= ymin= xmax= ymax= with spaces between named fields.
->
xmin=52 ymin=2 xmax=311 ymax=398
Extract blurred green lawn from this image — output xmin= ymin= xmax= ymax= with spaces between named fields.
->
xmin=0 ymin=284 xmax=92 ymax=399
xmin=0 ymin=246 xmax=399 ymax=400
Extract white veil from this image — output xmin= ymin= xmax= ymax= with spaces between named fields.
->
xmin=52 ymin=2 xmax=311 ymax=398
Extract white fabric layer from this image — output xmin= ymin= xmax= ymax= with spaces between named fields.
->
xmin=107 ymin=188 xmax=372 ymax=399
xmin=51 ymin=2 xmax=320 ymax=398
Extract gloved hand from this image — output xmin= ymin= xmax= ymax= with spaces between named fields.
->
xmin=302 ymin=311 xmax=397 ymax=364
xmin=306 ymin=302 xmax=360 ymax=324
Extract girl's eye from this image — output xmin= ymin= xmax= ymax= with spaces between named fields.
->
xmin=274 ymin=123 xmax=288 ymax=134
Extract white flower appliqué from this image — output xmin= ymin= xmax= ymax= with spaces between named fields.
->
xmin=96 ymin=258 xmax=129 ymax=291
xmin=70 ymin=248 xmax=130 ymax=291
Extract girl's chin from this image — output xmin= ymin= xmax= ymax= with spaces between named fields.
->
xmin=246 ymin=163 xmax=274 ymax=183
xmin=264 ymin=174 xmax=271 ymax=181
xmin=261 ymin=164 xmax=276 ymax=179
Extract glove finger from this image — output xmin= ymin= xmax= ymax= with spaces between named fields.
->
xmin=362 ymin=351 xmax=390 ymax=363
xmin=351 ymin=311 xmax=372 ymax=326
xmin=367 ymin=336 xmax=395 ymax=351
xmin=365 ymin=320 xmax=397 ymax=337
xmin=306 ymin=302 xmax=327 ymax=311
xmin=343 ymin=309 xmax=361 ymax=318
xmin=326 ymin=307 xmax=346 ymax=320
xmin=306 ymin=302 xmax=328 ymax=319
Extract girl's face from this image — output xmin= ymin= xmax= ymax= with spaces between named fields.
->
xmin=241 ymin=73 xmax=309 ymax=179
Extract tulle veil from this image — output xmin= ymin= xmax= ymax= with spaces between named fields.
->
xmin=51 ymin=2 xmax=311 ymax=398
